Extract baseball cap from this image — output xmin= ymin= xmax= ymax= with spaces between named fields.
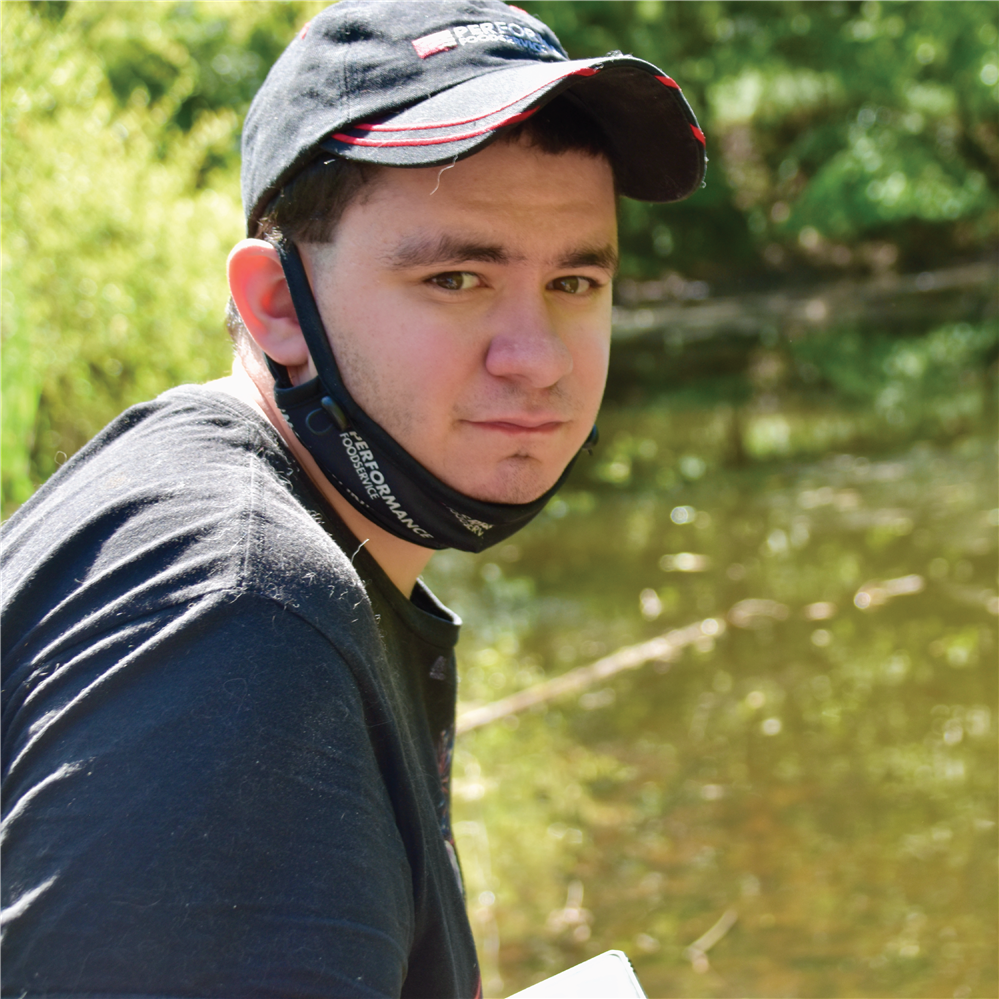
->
xmin=241 ymin=0 xmax=706 ymax=233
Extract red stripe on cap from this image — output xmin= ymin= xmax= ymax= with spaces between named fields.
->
xmin=348 ymin=66 xmax=602 ymax=135
xmin=332 ymin=109 xmax=538 ymax=149
xmin=656 ymin=74 xmax=680 ymax=89
xmin=690 ymin=125 xmax=706 ymax=145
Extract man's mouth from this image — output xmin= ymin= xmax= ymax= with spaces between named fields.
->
xmin=467 ymin=417 xmax=566 ymax=435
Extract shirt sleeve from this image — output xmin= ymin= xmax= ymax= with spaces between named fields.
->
xmin=1 ymin=590 xmax=414 ymax=998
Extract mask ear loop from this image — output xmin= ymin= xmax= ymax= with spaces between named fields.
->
xmin=267 ymin=239 xmax=352 ymax=430
xmin=273 ymin=241 xmax=338 ymax=386
xmin=264 ymin=353 xmax=293 ymax=390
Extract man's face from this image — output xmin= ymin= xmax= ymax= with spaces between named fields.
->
xmin=302 ymin=138 xmax=617 ymax=505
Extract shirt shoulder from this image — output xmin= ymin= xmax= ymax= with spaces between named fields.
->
xmin=1 ymin=385 xmax=375 ymax=673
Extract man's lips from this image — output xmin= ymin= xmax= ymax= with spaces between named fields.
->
xmin=465 ymin=417 xmax=566 ymax=435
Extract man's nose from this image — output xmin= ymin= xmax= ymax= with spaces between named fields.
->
xmin=483 ymin=294 xmax=573 ymax=389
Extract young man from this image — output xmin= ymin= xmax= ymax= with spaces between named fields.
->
xmin=1 ymin=2 xmax=704 ymax=995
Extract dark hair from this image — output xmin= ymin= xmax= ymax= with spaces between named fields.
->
xmin=226 ymin=95 xmax=613 ymax=352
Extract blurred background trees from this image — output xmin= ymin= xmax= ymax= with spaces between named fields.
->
xmin=2 ymin=0 xmax=996 ymax=515
xmin=525 ymin=0 xmax=998 ymax=282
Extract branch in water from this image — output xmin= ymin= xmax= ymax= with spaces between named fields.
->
xmin=455 ymin=616 xmax=724 ymax=735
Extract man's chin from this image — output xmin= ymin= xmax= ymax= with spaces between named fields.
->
xmin=450 ymin=458 xmax=568 ymax=506
xmin=466 ymin=484 xmax=553 ymax=506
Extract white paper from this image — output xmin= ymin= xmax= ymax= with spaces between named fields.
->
xmin=506 ymin=950 xmax=647 ymax=998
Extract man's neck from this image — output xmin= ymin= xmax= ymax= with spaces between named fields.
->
xmin=211 ymin=360 xmax=435 ymax=597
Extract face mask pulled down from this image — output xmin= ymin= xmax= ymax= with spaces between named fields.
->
xmin=267 ymin=241 xmax=596 ymax=553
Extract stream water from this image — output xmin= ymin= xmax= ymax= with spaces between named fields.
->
xmin=425 ymin=342 xmax=998 ymax=998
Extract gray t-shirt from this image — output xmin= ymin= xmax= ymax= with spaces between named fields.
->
xmin=1 ymin=385 xmax=480 ymax=998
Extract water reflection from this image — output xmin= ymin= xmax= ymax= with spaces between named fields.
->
xmin=426 ymin=419 xmax=997 ymax=998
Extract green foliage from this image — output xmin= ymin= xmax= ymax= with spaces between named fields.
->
xmin=522 ymin=0 xmax=999 ymax=279
xmin=1 ymin=2 xmax=324 ymax=516
xmin=790 ymin=321 xmax=998 ymax=422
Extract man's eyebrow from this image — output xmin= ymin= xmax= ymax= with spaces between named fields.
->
xmin=384 ymin=233 xmax=513 ymax=269
xmin=383 ymin=234 xmax=619 ymax=275
xmin=556 ymin=244 xmax=619 ymax=275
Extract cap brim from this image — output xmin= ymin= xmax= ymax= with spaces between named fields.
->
xmin=321 ymin=55 xmax=705 ymax=203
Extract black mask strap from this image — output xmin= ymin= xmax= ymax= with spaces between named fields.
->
xmin=267 ymin=240 xmax=596 ymax=553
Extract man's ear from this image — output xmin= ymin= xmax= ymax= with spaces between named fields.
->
xmin=227 ymin=239 xmax=310 ymax=369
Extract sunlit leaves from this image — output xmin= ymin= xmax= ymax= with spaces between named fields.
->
xmin=1 ymin=3 xmax=249 ymax=513
xmin=521 ymin=0 xmax=998 ymax=279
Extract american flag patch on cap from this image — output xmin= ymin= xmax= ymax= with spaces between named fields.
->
xmin=412 ymin=28 xmax=458 ymax=59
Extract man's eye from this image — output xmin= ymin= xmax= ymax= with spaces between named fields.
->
xmin=428 ymin=271 xmax=479 ymax=291
xmin=548 ymin=276 xmax=594 ymax=295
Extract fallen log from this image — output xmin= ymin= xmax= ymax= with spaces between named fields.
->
xmin=456 ymin=616 xmax=725 ymax=735
xmin=611 ymin=259 xmax=996 ymax=344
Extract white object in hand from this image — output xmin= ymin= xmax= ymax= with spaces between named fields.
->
xmin=506 ymin=950 xmax=647 ymax=998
